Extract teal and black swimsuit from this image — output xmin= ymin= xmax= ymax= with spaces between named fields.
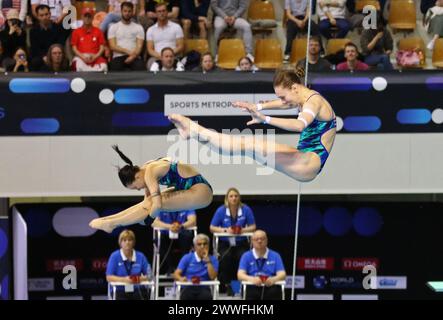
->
xmin=297 ymin=93 xmax=336 ymax=173
xmin=158 ymin=161 xmax=212 ymax=191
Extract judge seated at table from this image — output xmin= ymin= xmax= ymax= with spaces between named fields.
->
xmin=173 ymin=233 xmax=218 ymax=300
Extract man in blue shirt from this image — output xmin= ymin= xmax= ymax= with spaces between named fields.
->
xmin=106 ymin=229 xmax=152 ymax=300
xmin=238 ymin=230 xmax=286 ymax=300
xmin=151 ymin=210 xmax=196 ymax=274
xmin=173 ymin=233 xmax=219 ymax=300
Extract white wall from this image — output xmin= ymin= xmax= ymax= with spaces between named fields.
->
xmin=0 ymin=133 xmax=442 ymax=197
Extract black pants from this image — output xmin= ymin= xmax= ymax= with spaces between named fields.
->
xmin=115 ymin=287 xmax=150 ymax=300
xmin=245 ymin=285 xmax=283 ymax=300
xmin=285 ymin=17 xmax=320 ymax=55
xmin=218 ymin=241 xmax=250 ymax=288
xmin=159 ymin=230 xmax=194 ymax=274
xmin=109 ymin=55 xmax=145 ymax=71
xmin=180 ymin=286 xmax=212 ymax=300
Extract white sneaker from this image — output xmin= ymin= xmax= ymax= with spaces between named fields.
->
xmin=246 ymin=53 xmax=255 ymax=62
xmin=215 ymin=54 xmax=218 ymax=62
xmin=427 ymin=40 xmax=435 ymax=50
xmin=283 ymin=54 xmax=290 ymax=62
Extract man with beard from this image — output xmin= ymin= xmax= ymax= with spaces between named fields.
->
xmin=108 ymin=1 xmax=145 ymax=71
xmin=296 ymin=36 xmax=332 ymax=72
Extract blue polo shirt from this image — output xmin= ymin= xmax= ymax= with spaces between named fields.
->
xmin=159 ymin=210 xmax=196 ymax=224
xmin=210 ymin=204 xmax=255 ymax=242
xmin=238 ymin=248 xmax=285 ymax=277
xmin=106 ymin=249 xmax=151 ymax=278
xmin=177 ymin=252 xmax=219 ymax=281
xmin=157 ymin=210 xmax=196 ymax=234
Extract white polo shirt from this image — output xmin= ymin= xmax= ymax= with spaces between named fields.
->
xmin=108 ymin=21 xmax=145 ymax=58
xmin=146 ymin=21 xmax=184 ymax=54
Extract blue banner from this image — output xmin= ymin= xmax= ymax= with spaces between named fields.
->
xmin=1 ymin=71 xmax=443 ymax=135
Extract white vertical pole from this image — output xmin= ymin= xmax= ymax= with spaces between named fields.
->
xmin=291 ymin=0 xmax=313 ymax=300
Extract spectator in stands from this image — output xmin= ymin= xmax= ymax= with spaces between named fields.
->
xmin=146 ymin=3 xmax=184 ymax=69
xmin=100 ymin=0 xmax=139 ymax=33
xmin=150 ymin=209 xmax=196 ymax=274
xmin=149 ymin=47 xmax=184 ymax=71
xmin=424 ymin=0 xmax=443 ymax=50
xmin=106 ymin=229 xmax=152 ymax=300
xmin=9 ymin=46 xmax=28 ymax=71
xmin=108 ymin=2 xmax=145 ymax=71
xmin=211 ymin=0 xmax=254 ymax=61
xmin=0 ymin=0 xmax=27 ymax=26
xmin=210 ymin=188 xmax=256 ymax=295
xmin=336 ymin=42 xmax=369 ymax=71
xmin=193 ymin=51 xmax=218 ymax=72
xmin=173 ymin=233 xmax=218 ymax=300
xmin=139 ymin=0 xmax=180 ymax=30
xmin=40 ymin=43 xmax=69 ymax=72
xmin=284 ymin=0 xmax=319 ymax=62
xmin=317 ymin=0 xmax=350 ymax=39
xmin=71 ymin=7 xmax=107 ymax=72
xmin=237 ymin=230 xmax=286 ymax=300
xmin=0 ymin=9 xmax=26 ymax=70
xmin=30 ymin=4 xmax=67 ymax=70
xmin=31 ymin=0 xmax=71 ymax=25
xmin=235 ymin=55 xmax=259 ymax=72
xmin=181 ymin=0 xmax=210 ymax=39
xmin=296 ymin=36 xmax=332 ymax=71
xmin=360 ymin=14 xmax=393 ymax=70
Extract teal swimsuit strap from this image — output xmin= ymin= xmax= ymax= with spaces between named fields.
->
xmin=304 ymin=92 xmax=336 ymax=121
xmin=305 ymin=92 xmax=320 ymax=104
xmin=170 ymin=161 xmax=178 ymax=173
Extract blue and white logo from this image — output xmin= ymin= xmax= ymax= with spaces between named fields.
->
xmin=375 ymin=276 xmax=407 ymax=289
xmin=285 ymin=276 xmax=305 ymax=289
xmin=0 ymin=107 xmax=5 ymax=119
xmin=313 ymin=276 xmax=328 ymax=289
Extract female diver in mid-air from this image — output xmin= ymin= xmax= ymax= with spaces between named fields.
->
xmin=169 ymin=67 xmax=336 ymax=183
xmin=89 ymin=146 xmax=213 ymax=233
